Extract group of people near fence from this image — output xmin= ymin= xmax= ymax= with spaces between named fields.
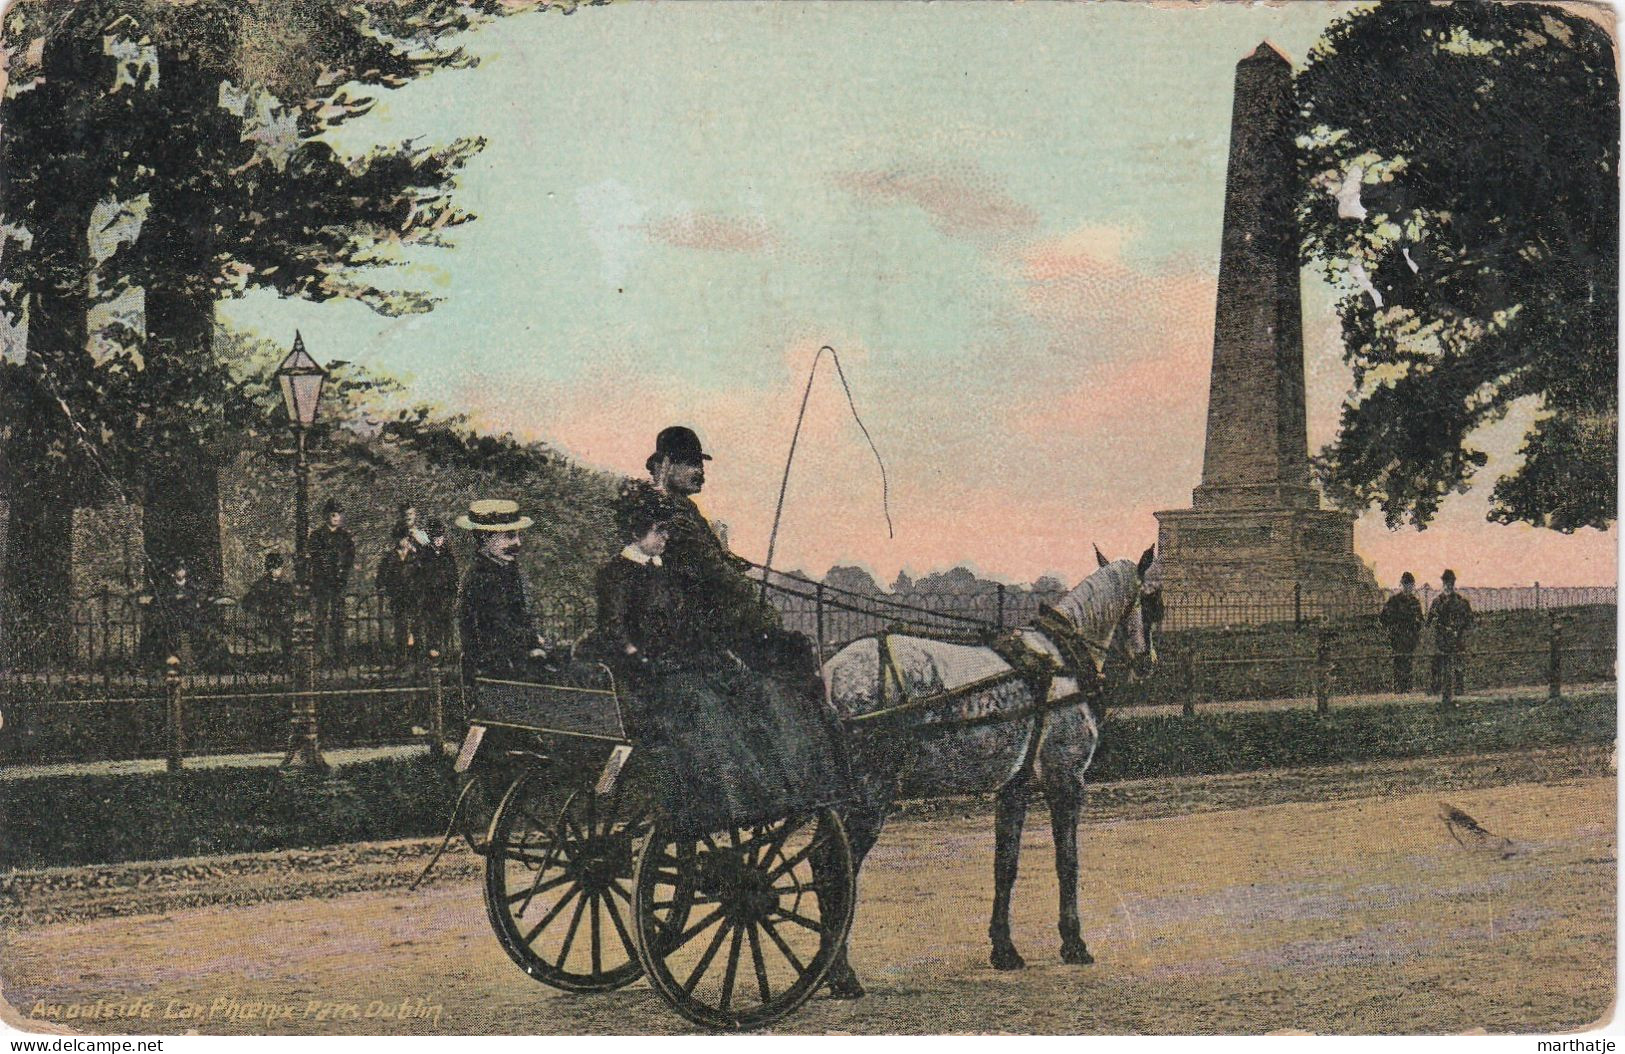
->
xmin=299 ymin=500 xmax=460 ymax=665
xmin=1380 ymin=569 xmax=1475 ymax=698
xmin=140 ymin=498 xmax=461 ymax=669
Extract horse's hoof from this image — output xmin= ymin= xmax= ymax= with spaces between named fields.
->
xmin=1061 ymin=941 xmax=1094 ymax=965
xmin=990 ymin=946 xmax=1026 ymax=971
xmin=824 ymin=973 xmax=867 ymax=1000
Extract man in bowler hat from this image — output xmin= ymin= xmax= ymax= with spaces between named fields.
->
xmin=648 ymin=427 xmax=781 ymax=641
xmin=1428 ymin=569 xmax=1474 ymax=697
xmin=645 ymin=425 xmax=821 ymax=695
xmin=1379 ymin=571 xmax=1424 ymax=693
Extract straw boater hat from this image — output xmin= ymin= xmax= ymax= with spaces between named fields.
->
xmin=455 ymin=499 xmax=534 ymax=532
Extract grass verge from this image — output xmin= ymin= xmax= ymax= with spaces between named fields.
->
xmin=3 ymin=692 xmax=1613 ymax=871
xmin=1090 ymin=691 xmax=1613 ymax=782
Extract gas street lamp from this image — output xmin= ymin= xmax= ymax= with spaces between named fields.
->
xmin=275 ymin=331 xmax=329 ymax=772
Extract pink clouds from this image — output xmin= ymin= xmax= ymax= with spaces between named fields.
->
xmin=1008 ymin=226 xmax=1216 ymax=439
xmin=1017 ymin=228 xmax=1213 ymax=354
xmin=642 ymin=211 xmax=778 ymax=252
xmin=1354 ymin=507 xmax=1617 ymax=590
xmin=835 ymin=162 xmax=1039 ymax=242
xmin=441 ymin=197 xmax=1614 ymax=590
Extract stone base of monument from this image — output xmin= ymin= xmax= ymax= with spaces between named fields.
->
xmin=1153 ymin=506 xmax=1382 ymax=629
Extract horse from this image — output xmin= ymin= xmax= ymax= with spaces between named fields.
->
xmin=819 ymin=545 xmax=1161 ymax=996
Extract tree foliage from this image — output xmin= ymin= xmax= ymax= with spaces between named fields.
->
xmin=1296 ymin=1 xmax=1617 ymax=532
xmin=1 ymin=0 xmax=595 ymax=602
xmin=178 ymin=327 xmax=619 ymax=602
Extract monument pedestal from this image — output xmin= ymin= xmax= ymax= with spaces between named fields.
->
xmin=1154 ymin=506 xmax=1379 ymax=625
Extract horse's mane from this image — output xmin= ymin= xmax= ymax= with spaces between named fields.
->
xmin=1053 ymin=561 xmax=1137 ymax=644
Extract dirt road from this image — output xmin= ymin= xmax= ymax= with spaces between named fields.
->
xmin=2 ymin=748 xmax=1614 ymax=1035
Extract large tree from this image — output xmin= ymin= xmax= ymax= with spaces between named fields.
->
xmin=1296 ymin=1 xmax=1617 ymax=532
xmin=0 ymin=0 xmax=140 ymax=660
xmin=2 ymin=0 xmax=589 ymax=654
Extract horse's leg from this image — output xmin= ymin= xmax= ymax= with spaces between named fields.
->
xmin=822 ymin=727 xmax=906 ymax=1000
xmin=1039 ymin=705 xmax=1098 ymax=965
xmin=989 ymin=767 xmax=1033 ymax=970
xmin=1045 ymin=773 xmax=1093 ymax=965
xmin=823 ymin=796 xmax=891 ymax=999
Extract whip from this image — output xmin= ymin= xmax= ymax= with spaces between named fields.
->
xmin=759 ymin=346 xmax=892 ymax=601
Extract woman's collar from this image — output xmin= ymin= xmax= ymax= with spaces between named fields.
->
xmin=620 ymin=544 xmax=662 ymax=567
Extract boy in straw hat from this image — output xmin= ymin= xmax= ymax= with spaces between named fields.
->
xmin=456 ymin=499 xmax=547 ymax=683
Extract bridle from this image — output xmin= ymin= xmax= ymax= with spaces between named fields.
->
xmin=1034 ymin=580 xmax=1158 ymax=684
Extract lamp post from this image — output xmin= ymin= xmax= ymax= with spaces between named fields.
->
xmin=276 ymin=331 xmax=330 ymax=772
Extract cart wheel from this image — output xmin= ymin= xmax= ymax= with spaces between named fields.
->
xmin=632 ymin=808 xmax=855 ymax=1031
xmin=484 ymin=770 xmax=650 ymax=992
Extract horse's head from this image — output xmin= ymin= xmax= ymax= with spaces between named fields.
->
xmin=1089 ymin=543 xmax=1161 ymax=680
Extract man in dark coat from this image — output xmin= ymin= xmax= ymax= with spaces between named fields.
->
xmin=645 ymin=425 xmax=816 ymax=690
xmin=242 ymin=551 xmax=294 ymax=658
xmin=142 ymin=558 xmax=205 ymax=667
xmin=415 ymin=517 xmax=459 ymax=660
xmin=1379 ymin=571 xmax=1424 ymax=693
xmin=1428 ymin=569 xmax=1474 ymax=696
xmin=456 ymin=498 xmax=548 ymax=684
xmin=376 ymin=530 xmax=419 ymax=666
xmin=308 ymin=500 xmax=356 ymax=663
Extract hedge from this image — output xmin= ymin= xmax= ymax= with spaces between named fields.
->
xmin=2 ymin=691 xmax=1612 ymax=871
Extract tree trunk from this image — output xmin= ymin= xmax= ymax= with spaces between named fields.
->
xmin=137 ymin=44 xmax=224 ymax=595
xmin=141 ymin=455 xmax=222 ymax=591
xmin=1 ymin=11 xmax=113 ymax=665
xmin=3 ymin=479 xmax=76 ymax=668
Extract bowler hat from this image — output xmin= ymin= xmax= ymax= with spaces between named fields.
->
xmin=455 ymin=498 xmax=534 ymax=533
xmin=322 ymin=499 xmax=342 ymax=516
xmin=652 ymin=425 xmax=712 ymax=465
xmin=1441 ymin=569 xmax=1457 ymax=585
xmin=1400 ymin=571 xmax=1414 ymax=586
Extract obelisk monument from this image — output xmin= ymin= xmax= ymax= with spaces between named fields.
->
xmin=1154 ymin=43 xmax=1378 ymax=623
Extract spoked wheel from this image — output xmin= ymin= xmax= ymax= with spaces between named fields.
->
xmin=632 ymin=808 xmax=855 ymax=1031
xmin=484 ymin=769 xmax=651 ymax=992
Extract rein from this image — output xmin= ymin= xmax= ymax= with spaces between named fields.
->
xmin=1034 ymin=604 xmax=1113 ymax=685
xmin=844 ymin=574 xmax=1144 ymax=731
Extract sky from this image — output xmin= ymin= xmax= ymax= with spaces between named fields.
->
xmin=220 ymin=1 xmax=1618 ymax=589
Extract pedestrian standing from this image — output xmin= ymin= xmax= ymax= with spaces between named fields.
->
xmin=308 ymin=500 xmax=357 ymax=664
xmin=1428 ymin=569 xmax=1474 ymax=698
xmin=1379 ymin=571 xmax=1424 ymax=693
xmin=141 ymin=557 xmax=204 ymax=667
xmin=415 ymin=517 xmax=459 ymax=660
xmin=376 ymin=529 xmax=419 ymax=666
xmin=394 ymin=502 xmax=430 ymax=553
xmin=242 ymin=551 xmax=294 ymax=658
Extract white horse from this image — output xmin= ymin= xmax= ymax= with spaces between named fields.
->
xmin=820 ymin=546 xmax=1160 ymax=995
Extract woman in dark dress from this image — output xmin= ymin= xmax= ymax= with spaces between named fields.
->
xmin=591 ymin=485 xmax=686 ymax=681
xmin=592 ymin=482 xmax=848 ymax=836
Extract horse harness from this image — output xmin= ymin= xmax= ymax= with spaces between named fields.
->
xmin=844 ymin=605 xmax=1106 ymax=742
